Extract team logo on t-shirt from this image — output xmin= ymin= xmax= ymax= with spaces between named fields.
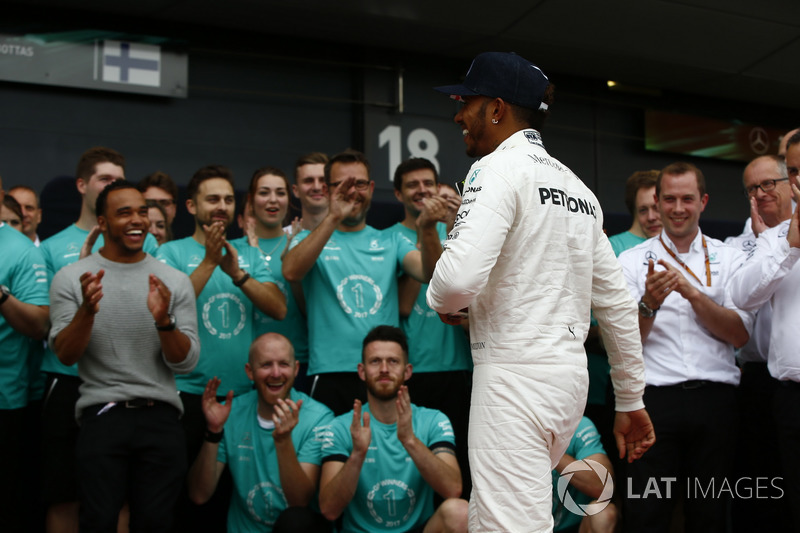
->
xmin=366 ymin=478 xmax=416 ymax=528
xmin=336 ymin=275 xmax=382 ymax=318
xmin=202 ymin=292 xmax=247 ymax=338
xmin=247 ymin=481 xmax=287 ymax=526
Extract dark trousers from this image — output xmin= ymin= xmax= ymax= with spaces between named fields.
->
xmin=406 ymin=370 xmax=473 ymax=499
xmin=623 ymin=382 xmax=737 ymax=533
xmin=172 ymin=391 xmax=232 ymax=533
xmin=733 ymin=363 xmax=790 ymax=532
xmin=775 ymin=383 xmax=800 ymax=532
xmin=309 ymin=372 xmax=367 ymax=416
xmin=0 ymin=407 xmax=26 ymax=533
xmin=77 ymin=402 xmax=186 ymax=533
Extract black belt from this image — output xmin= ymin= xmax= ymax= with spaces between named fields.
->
xmin=668 ymin=380 xmax=711 ymax=390
xmin=779 ymin=380 xmax=800 ymax=389
xmin=122 ymin=398 xmax=161 ymax=408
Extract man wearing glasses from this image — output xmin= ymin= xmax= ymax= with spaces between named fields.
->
xmin=726 ymin=155 xmax=794 ymax=530
xmin=282 ymin=150 xmax=446 ymax=415
xmin=731 ymin=136 xmax=800 ymax=530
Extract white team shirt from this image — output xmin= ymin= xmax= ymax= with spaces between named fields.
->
xmin=619 ymin=230 xmax=754 ymax=386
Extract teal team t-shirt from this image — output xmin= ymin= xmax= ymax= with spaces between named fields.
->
xmin=230 ymin=236 xmax=309 ymax=364
xmin=551 ymin=416 xmax=608 ymax=532
xmin=290 ymin=226 xmax=416 ymax=375
xmin=218 ymin=389 xmax=333 ymax=533
xmin=608 ymin=230 xmax=646 ymax=259
xmin=0 ymin=224 xmax=49 ymax=409
xmin=385 ymin=222 xmax=471 ymax=372
xmin=157 ymin=236 xmax=277 ymax=395
xmin=322 ymin=403 xmax=455 ymax=532
xmin=39 ymin=223 xmax=158 ymax=376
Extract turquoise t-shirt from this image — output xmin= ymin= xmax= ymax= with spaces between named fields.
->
xmin=551 ymin=416 xmax=608 ymax=532
xmin=157 ymin=236 xmax=277 ymax=395
xmin=230 ymin=236 xmax=309 ymax=365
xmin=39 ymin=223 xmax=158 ymax=376
xmin=608 ymin=230 xmax=646 ymax=258
xmin=290 ymin=226 xmax=416 ymax=375
xmin=322 ymin=403 xmax=455 ymax=532
xmin=0 ymin=224 xmax=50 ymax=409
xmin=218 ymin=389 xmax=333 ymax=532
xmin=385 ymin=223 xmax=471 ymax=372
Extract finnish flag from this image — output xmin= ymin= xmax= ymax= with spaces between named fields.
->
xmin=102 ymin=40 xmax=160 ymax=87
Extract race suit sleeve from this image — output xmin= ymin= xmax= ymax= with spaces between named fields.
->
xmin=426 ymin=164 xmax=515 ymax=313
xmin=590 ymin=225 xmax=645 ymax=412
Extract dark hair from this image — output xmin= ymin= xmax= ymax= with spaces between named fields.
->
xmin=392 ymin=158 xmax=439 ymax=192
xmin=787 ymin=131 xmax=800 ymax=152
xmin=145 ymin=200 xmax=174 ymax=242
xmin=248 ymin=166 xmax=289 ymax=199
xmin=76 ymin=146 xmax=125 ymax=182
xmin=186 ymin=165 xmax=235 ymax=200
xmin=507 ymin=83 xmax=555 ymax=131
xmin=138 ymin=171 xmax=178 ymax=202
xmin=95 ymin=180 xmax=139 ymax=218
xmin=657 ymin=162 xmax=706 ymax=198
xmin=294 ymin=152 xmax=329 ymax=181
xmin=623 ymin=170 xmax=659 ymax=215
xmin=361 ymin=325 xmax=409 ymax=363
xmin=2 ymin=194 xmax=23 ymax=221
xmin=324 ymin=150 xmax=370 ymax=184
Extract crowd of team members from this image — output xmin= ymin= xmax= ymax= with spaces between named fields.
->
xmin=1 ymin=126 xmax=800 ymax=533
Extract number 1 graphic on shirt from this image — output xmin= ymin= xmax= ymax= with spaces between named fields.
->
xmin=352 ymin=283 xmax=364 ymax=308
xmin=217 ymin=301 xmax=229 ymax=329
xmin=383 ymin=489 xmax=397 ymax=517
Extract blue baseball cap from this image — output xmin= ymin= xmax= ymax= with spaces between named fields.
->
xmin=435 ymin=52 xmax=550 ymax=111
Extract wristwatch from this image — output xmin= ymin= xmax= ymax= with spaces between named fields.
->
xmin=638 ymin=298 xmax=658 ymax=318
xmin=155 ymin=313 xmax=177 ymax=331
xmin=0 ymin=285 xmax=10 ymax=306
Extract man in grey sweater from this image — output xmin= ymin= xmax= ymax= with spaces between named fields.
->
xmin=49 ymin=180 xmax=200 ymax=533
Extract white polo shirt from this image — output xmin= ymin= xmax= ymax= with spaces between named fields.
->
xmin=619 ymin=230 xmax=753 ymax=386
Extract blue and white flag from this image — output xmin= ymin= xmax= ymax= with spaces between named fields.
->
xmin=102 ymin=40 xmax=160 ymax=87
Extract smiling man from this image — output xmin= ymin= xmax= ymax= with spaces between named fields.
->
xmin=188 ymin=333 xmax=334 ymax=533
xmin=157 ymin=164 xmax=287 ymax=531
xmin=49 ymin=180 xmax=199 ymax=531
xmin=282 ymin=151 xmax=446 ymax=416
xmin=289 ymin=152 xmax=330 ymax=232
xmin=618 ymin=162 xmax=753 ymax=532
xmin=427 ymin=51 xmax=653 ymax=532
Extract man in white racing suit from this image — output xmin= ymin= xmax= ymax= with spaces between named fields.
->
xmin=427 ymin=51 xmax=655 ymax=532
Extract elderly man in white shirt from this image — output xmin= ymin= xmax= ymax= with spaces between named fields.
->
xmin=730 ymin=135 xmax=800 ymax=530
xmin=618 ymin=161 xmax=753 ymax=533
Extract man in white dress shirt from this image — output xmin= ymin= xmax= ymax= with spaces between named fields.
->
xmin=618 ymin=161 xmax=753 ymax=533
xmin=730 ymin=133 xmax=800 ymax=530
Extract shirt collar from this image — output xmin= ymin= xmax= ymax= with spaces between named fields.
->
xmin=659 ymin=229 xmax=704 ymax=254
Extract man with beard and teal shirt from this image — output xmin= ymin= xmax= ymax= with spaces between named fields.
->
xmin=38 ymin=146 xmax=159 ymax=531
xmin=319 ymin=326 xmax=467 ymax=533
xmin=282 ymin=151 xmax=448 ymax=416
xmin=156 ymin=164 xmax=286 ymax=531
xmin=188 ymin=333 xmax=334 ymax=533
xmin=386 ymin=157 xmax=473 ymax=497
